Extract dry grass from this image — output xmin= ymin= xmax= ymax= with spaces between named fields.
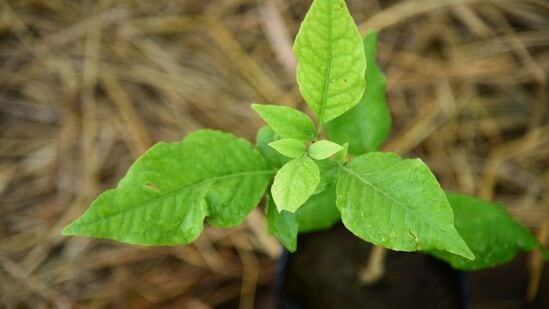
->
xmin=1 ymin=0 xmax=548 ymax=307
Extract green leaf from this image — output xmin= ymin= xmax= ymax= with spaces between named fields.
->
xmin=313 ymin=159 xmax=339 ymax=194
xmin=297 ymin=185 xmax=340 ymax=233
xmin=63 ymin=130 xmax=274 ymax=246
xmin=269 ymin=138 xmax=307 ymax=158
xmin=326 ymin=32 xmax=391 ymax=155
xmin=272 ymin=155 xmax=320 ymax=213
xmin=431 ymin=192 xmax=545 ymax=270
xmin=266 ymin=185 xmax=341 ymax=251
xmin=333 ymin=142 xmax=349 ymax=163
xmin=294 ymin=0 xmax=366 ymax=124
xmin=252 ymin=104 xmax=316 ymax=142
xmin=255 ymin=126 xmax=290 ymax=168
xmin=336 ymin=152 xmax=474 ymax=260
xmin=308 ymin=140 xmax=343 ymax=160
xmin=265 ymin=194 xmax=299 ymax=252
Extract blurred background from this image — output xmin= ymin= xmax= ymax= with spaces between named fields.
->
xmin=0 ymin=0 xmax=548 ymax=308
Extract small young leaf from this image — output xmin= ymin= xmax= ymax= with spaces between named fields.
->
xmin=252 ymin=104 xmax=316 ymax=142
xmin=269 ymin=138 xmax=307 ymax=158
xmin=294 ymin=0 xmax=366 ymax=124
xmin=256 ymin=126 xmax=290 ymax=168
xmin=265 ymin=194 xmax=299 ymax=252
xmin=272 ymin=155 xmax=320 ymax=213
xmin=308 ymin=140 xmax=343 ymax=160
xmin=63 ymin=130 xmax=274 ymax=246
xmin=337 ymin=152 xmax=474 ymax=260
xmin=326 ymin=32 xmax=391 ymax=155
xmin=297 ymin=185 xmax=340 ymax=233
xmin=430 ymin=193 xmax=546 ymax=270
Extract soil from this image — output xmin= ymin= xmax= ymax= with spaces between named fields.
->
xmin=280 ymin=225 xmax=549 ymax=309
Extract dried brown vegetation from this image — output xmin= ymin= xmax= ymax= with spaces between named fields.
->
xmin=1 ymin=0 xmax=548 ymax=307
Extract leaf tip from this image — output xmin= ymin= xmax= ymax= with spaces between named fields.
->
xmin=61 ymin=217 xmax=87 ymax=238
xmin=464 ymin=251 xmax=476 ymax=261
xmin=61 ymin=224 xmax=75 ymax=237
xmin=456 ymin=244 xmax=475 ymax=261
xmin=276 ymin=204 xmax=296 ymax=214
xmin=285 ymin=243 xmax=297 ymax=253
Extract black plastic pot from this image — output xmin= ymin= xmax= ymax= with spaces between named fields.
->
xmin=275 ymin=225 xmax=468 ymax=309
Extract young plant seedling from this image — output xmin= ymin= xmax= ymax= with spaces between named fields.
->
xmin=64 ymin=0 xmax=547 ymax=274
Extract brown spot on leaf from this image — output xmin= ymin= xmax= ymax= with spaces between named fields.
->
xmin=144 ymin=182 xmax=161 ymax=193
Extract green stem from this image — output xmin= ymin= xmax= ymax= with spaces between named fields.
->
xmin=316 ymin=122 xmax=324 ymax=139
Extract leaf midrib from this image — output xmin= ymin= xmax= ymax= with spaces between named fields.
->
xmin=340 ymin=165 xmax=451 ymax=239
xmin=318 ymin=1 xmax=334 ymax=125
xmin=69 ymin=169 xmax=275 ymax=228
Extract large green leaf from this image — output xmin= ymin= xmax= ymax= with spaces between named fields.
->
xmin=265 ymin=194 xmax=299 ymax=252
xmin=326 ymin=32 xmax=391 ymax=155
xmin=271 ymin=155 xmax=320 ymax=213
xmin=63 ymin=130 xmax=274 ymax=246
xmin=431 ymin=192 xmax=546 ymax=270
xmin=255 ymin=126 xmax=290 ymax=169
xmin=336 ymin=152 xmax=474 ymax=260
xmin=252 ymin=104 xmax=316 ymax=142
xmin=294 ymin=0 xmax=366 ymax=124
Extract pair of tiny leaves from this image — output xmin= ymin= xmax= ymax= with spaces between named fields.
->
xmin=251 ymin=104 xmax=344 ymax=160
xmin=269 ymin=138 xmax=343 ymax=161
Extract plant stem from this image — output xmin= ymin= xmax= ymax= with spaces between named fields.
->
xmin=316 ymin=121 xmax=324 ymax=140
xmin=359 ymin=246 xmax=387 ymax=285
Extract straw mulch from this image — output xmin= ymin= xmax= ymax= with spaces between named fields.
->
xmin=1 ymin=0 xmax=548 ymax=307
